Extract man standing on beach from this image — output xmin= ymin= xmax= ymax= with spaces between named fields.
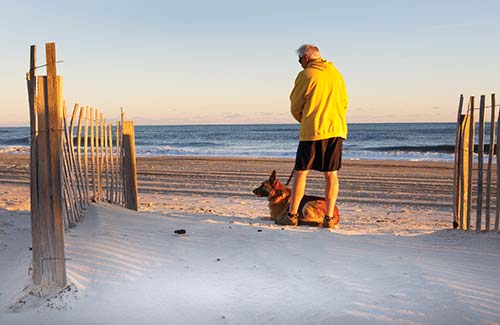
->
xmin=286 ymin=44 xmax=348 ymax=228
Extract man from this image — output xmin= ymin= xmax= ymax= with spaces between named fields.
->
xmin=286 ymin=44 xmax=348 ymax=228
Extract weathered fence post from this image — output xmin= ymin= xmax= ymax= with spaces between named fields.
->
xmin=28 ymin=43 xmax=67 ymax=290
xmin=44 ymin=42 xmax=67 ymax=287
xmin=27 ymin=44 xmax=42 ymax=286
xmin=476 ymin=95 xmax=486 ymax=231
xmin=122 ymin=121 xmax=138 ymax=210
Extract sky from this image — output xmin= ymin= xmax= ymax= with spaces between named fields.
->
xmin=0 ymin=0 xmax=499 ymax=126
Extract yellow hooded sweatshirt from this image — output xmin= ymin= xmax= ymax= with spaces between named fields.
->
xmin=290 ymin=58 xmax=348 ymax=141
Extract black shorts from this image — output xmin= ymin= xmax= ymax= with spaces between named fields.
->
xmin=294 ymin=137 xmax=343 ymax=172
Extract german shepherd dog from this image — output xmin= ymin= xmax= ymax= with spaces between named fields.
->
xmin=253 ymin=170 xmax=339 ymax=227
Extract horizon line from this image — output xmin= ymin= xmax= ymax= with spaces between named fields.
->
xmin=0 ymin=121 xmax=457 ymax=128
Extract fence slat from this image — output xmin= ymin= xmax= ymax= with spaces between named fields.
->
xmin=476 ymin=95 xmax=486 ymax=231
xmin=75 ymin=105 xmax=86 ymax=208
xmin=61 ymin=133 xmax=76 ymax=228
xmin=76 ymin=106 xmax=85 ymax=204
xmin=466 ymin=97 xmax=475 ymax=230
xmin=69 ymin=104 xmax=80 ymax=207
xmin=494 ymin=93 xmax=500 ymax=232
xmin=70 ymin=104 xmax=84 ymax=212
xmin=66 ymin=104 xmax=84 ymax=215
xmin=485 ymin=97 xmax=496 ymax=231
xmin=95 ymin=108 xmax=99 ymax=201
xmin=95 ymin=109 xmax=101 ymax=201
xmin=105 ymin=123 xmax=110 ymax=201
xmin=109 ymin=124 xmax=114 ymax=203
xmin=62 ymin=102 xmax=79 ymax=225
xmin=90 ymin=107 xmax=96 ymax=201
xmin=115 ymin=121 xmax=120 ymax=204
xmin=84 ymin=106 xmax=90 ymax=204
xmin=458 ymin=113 xmax=470 ymax=230
xmin=99 ymin=112 xmax=104 ymax=200
xmin=119 ymin=112 xmax=124 ymax=205
xmin=69 ymin=104 xmax=78 ymax=140
xmin=453 ymin=95 xmax=464 ymax=228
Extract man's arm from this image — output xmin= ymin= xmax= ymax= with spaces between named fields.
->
xmin=290 ymin=73 xmax=308 ymax=123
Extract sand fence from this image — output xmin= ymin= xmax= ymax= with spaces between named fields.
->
xmin=453 ymin=93 xmax=500 ymax=232
xmin=26 ymin=43 xmax=138 ymax=292
xmin=60 ymin=105 xmax=139 ymax=225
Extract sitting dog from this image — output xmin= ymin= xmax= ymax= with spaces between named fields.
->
xmin=253 ymin=170 xmax=339 ymax=227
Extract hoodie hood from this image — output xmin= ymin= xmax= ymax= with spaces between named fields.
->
xmin=306 ymin=58 xmax=332 ymax=71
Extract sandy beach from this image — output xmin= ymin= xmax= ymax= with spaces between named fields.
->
xmin=131 ymin=156 xmax=456 ymax=237
xmin=1 ymin=153 xmax=500 ymax=324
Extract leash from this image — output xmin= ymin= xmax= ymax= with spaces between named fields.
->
xmin=285 ymin=169 xmax=295 ymax=186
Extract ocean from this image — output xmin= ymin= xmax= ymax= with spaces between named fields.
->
xmin=0 ymin=123 xmax=464 ymax=161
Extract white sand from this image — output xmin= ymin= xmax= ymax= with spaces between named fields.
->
xmin=1 ymin=156 xmax=500 ymax=324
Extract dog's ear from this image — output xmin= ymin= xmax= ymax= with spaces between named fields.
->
xmin=270 ymin=170 xmax=276 ymax=184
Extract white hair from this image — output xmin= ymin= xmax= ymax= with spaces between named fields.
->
xmin=297 ymin=44 xmax=321 ymax=60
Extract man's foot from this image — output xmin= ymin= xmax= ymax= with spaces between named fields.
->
xmin=323 ymin=210 xmax=340 ymax=228
xmin=282 ymin=212 xmax=298 ymax=226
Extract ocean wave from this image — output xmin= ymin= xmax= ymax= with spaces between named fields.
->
xmin=366 ymin=144 xmax=497 ymax=154
xmin=0 ymin=136 xmax=30 ymax=145
xmin=343 ymin=150 xmax=454 ymax=162
xmin=135 ymin=140 xmax=225 ymax=147
xmin=136 ymin=146 xmax=196 ymax=156
xmin=366 ymin=145 xmax=456 ymax=153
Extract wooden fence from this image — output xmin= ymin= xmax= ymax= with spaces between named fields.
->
xmin=453 ymin=93 xmax=499 ymax=232
xmin=60 ymin=104 xmax=139 ymax=227
xmin=27 ymin=43 xmax=138 ymax=291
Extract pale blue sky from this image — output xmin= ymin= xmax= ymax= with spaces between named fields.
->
xmin=1 ymin=0 xmax=499 ymax=126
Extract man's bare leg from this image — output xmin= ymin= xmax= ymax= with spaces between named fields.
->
xmin=324 ymin=171 xmax=339 ymax=226
xmin=289 ymin=170 xmax=309 ymax=215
